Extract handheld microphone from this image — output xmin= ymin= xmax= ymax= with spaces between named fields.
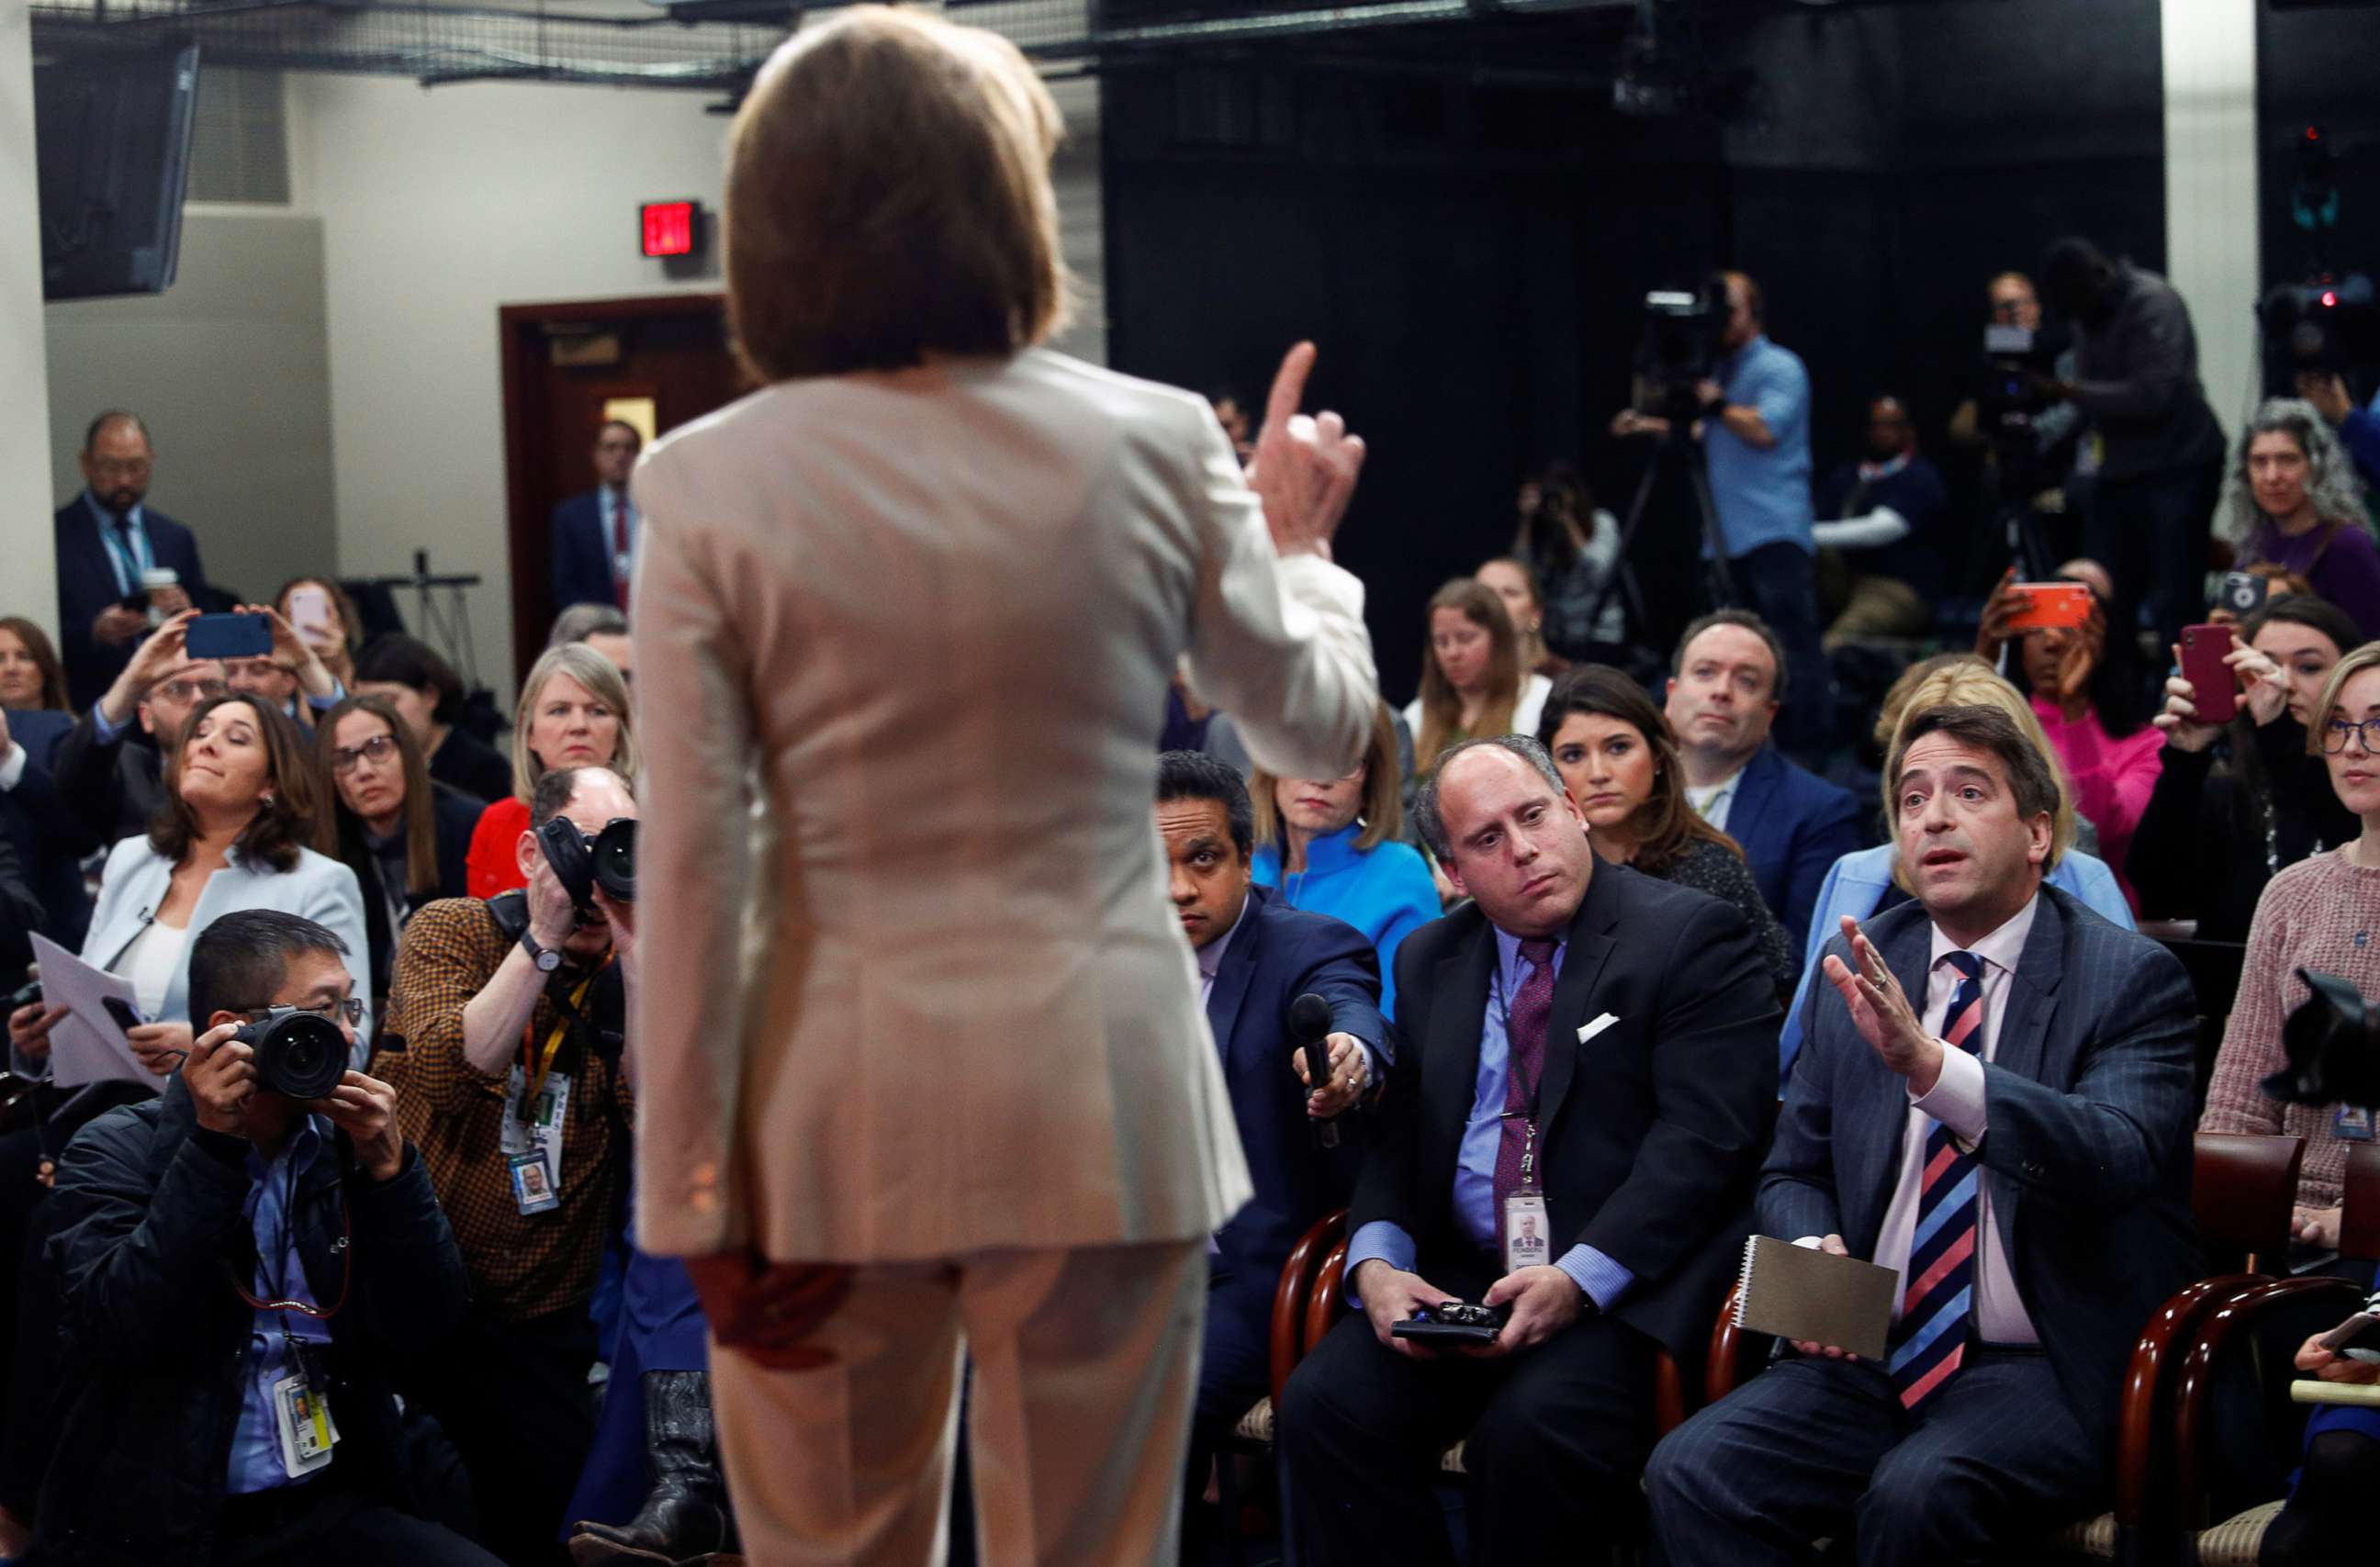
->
xmin=1289 ymin=991 xmax=1341 ymax=1148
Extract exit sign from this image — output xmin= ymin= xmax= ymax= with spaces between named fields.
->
xmin=640 ymin=200 xmax=701 ymax=258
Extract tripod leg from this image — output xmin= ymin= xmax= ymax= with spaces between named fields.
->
xmin=1685 ymin=454 xmax=1737 ymax=606
xmin=1581 ymin=452 xmax=1665 ymax=642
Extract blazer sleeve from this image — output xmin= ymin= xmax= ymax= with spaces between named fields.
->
xmin=1576 ymin=896 xmax=1780 ymax=1286
xmin=623 ymin=488 xmax=759 ymax=1257
xmin=1290 ymin=920 xmax=1386 ymax=1066
xmin=1761 ymin=931 xmax=1852 ymax=1244
xmin=1976 ymin=938 xmax=2195 ymax=1209
xmin=1783 ymin=785 xmax=1866 ymax=955
xmin=297 ymin=855 xmax=375 ymax=1056
xmin=1175 ymin=405 xmax=1379 ymax=783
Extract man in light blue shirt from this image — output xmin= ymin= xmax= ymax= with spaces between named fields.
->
xmin=1615 ymin=272 xmax=1827 ymax=750
xmin=1276 ymin=736 xmax=1779 ymax=1566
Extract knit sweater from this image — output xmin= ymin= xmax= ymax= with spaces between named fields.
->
xmin=2200 ymin=847 xmax=2380 ymax=1211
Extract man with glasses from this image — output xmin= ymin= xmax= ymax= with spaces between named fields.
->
xmin=51 ymin=410 xmax=213 ymax=711
xmin=222 ymin=600 xmax=349 ymax=731
xmin=28 ymin=909 xmax=496 ymax=1564
xmin=385 ymin=764 xmax=641 ymax=1567
xmin=51 ymin=611 xmax=230 ymax=852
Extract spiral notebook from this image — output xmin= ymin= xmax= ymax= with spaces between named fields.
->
xmin=1732 ymin=1235 xmax=1898 ymax=1360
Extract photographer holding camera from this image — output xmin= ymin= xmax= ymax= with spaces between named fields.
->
xmin=25 ymin=909 xmax=494 ymax=1565
xmin=385 ymin=764 xmax=639 ymax=1566
xmin=1611 ymin=271 xmax=1825 ymax=752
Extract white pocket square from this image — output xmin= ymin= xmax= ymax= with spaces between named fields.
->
xmin=1577 ymin=1013 xmax=1621 ymax=1045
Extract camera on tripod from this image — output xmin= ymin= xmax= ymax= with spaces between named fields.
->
xmin=2266 ymin=968 xmax=2380 ymax=1111
xmin=1633 ymin=280 xmax=1723 ymax=424
xmin=2259 ymin=275 xmax=2380 ymax=397
xmin=1977 ymin=323 xmax=2060 ymax=441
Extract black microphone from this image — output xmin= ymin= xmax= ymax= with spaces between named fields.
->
xmin=1289 ymin=991 xmax=1340 ymax=1148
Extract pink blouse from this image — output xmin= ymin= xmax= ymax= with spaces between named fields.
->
xmin=2031 ymin=694 xmax=2163 ymax=911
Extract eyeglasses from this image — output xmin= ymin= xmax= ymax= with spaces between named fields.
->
xmin=2323 ymin=718 xmax=2380 ymax=755
xmin=88 ymin=457 xmax=152 ymax=477
xmin=152 ymin=677 xmax=229 ymax=705
xmin=331 ymin=734 xmax=399 ymax=774
xmin=243 ymin=999 xmax=366 ymax=1027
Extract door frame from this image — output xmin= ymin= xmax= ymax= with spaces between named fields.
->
xmin=496 ymin=291 xmax=727 ymax=686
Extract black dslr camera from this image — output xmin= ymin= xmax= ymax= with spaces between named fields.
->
xmin=238 ymin=1007 xmax=350 ymax=1102
xmin=2265 ymin=968 xmax=2380 ymax=1111
xmin=536 ymin=815 xmax=637 ymax=917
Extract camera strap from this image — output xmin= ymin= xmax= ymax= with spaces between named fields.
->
xmin=516 ymin=971 xmax=595 ymax=1121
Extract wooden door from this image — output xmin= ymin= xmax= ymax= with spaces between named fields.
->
xmin=498 ymin=294 xmax=747 ymax=685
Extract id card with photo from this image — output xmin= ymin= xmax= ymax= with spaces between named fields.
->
xmin=273 ymin=1371 xmax=339 ymax=1481
xmin=2337 ymin=1106 xmax=2374 ymax=1143
xmin=1502 ymin=1191 xmax=1551 ymax=1275
xmin=510 ymin=1149 xmax=560 ymax=1214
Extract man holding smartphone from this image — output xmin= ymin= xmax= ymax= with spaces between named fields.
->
xmin=51 ymin=411 xmax=212 ymax=712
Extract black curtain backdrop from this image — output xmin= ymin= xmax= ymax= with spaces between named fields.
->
xmin=1100 ymin=0 xmax=2171 ymax=702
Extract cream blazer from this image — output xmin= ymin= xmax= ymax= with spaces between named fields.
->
xmin=629 ymin=348 xmax=1378 ymax=1262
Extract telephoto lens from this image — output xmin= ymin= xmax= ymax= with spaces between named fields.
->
xmin=240 ymin=1008 xmax=350 ymax=1102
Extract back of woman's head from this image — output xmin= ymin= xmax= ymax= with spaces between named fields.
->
xmin=1882 ymin=662 xmax=2076 ymax=883
xmin=725 ymin=6 xmax=1070 ymax=382
xmin=512 ymin=643 xmax=639 ymax=801
xmin=354 ymin=633 xmax=461 ymax=722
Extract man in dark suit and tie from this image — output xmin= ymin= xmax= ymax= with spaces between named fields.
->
xmin=1645 ymin=701 xmax=2199 ymax=1564
xmin=1153 ymin=751 xmax=1386 ymax=1447
xmin=1277 ymin=735 xmax=1779 ymax=1565
xmin=1664 ymin=610 xmax=1864 ymax=954
xmin=53 ymin=411 xmax=210 ymax=712
xmin=552 ymin=420 xmax=643 ymax=613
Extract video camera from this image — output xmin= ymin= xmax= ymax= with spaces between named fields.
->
xmin=1977 ymin=322 xmax=2061 ymax=439
xmin=2265 ymin=968 xmax=2380 ymax=1111
xmin=2259 ymin=276 xmax=2380 ymax=398
xmin=1633 ymin=280 xmax=1723 ymax=424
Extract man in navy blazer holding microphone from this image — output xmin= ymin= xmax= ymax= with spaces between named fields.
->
xmin=1154 ymin=750 xmax=1386 ymax=1449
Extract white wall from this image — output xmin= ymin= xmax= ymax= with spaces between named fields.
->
xmin=44 ymin=208 xmax=339 ymax=603
xmin=1 ymin=0 xmax=60 ymax=642
xmin=2163 ymin=0 xmax=2262 ymax=441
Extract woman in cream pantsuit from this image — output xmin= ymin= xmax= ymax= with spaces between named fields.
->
xmin=627 ymin=10 xmax=1378 ymax=1565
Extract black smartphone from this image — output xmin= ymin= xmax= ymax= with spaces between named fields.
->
xmin=184 ymin=612 xmax=275 ymax=661
xmin=101 ymin=997 xmax=144 ymax=1035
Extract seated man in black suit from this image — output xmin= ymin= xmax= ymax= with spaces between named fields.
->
xmin=51 ymin=613 xmax=228 ymax=853
xmin=1645 ymin=702 xmax=2199 ymax=1564
xmin=1152 ymin=751 xmax=1385 ymax=1448
xmin=552 ymin=420 xmax=643 ymax=613
xmin=1277 ymin=735 xmax=1779 ymax=1565
xmin=53 ymin=410 xmax=210 ymax=711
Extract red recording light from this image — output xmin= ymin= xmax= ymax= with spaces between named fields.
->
xmin=2323 ymin=291 xmax=2340 ymax=308
xmin=640 ymin=201 xmax=698 ymax=259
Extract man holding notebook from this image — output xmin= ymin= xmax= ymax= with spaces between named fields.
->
xmin=1645 ymin=703 xmax=2198 ymax=1564
xmin=1276 ymin=736 xmax=1778 ymax=1565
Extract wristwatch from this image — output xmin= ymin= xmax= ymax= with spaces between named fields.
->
xmin=520 ymin=930 xmax=564 ymax=973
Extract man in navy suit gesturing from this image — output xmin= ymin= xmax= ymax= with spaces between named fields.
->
xmin=1645 ymin=702 xmax=2198 ymax=1564
xmin=53 ymin=411 xmax=210 ymax=711
xmin=1153 ymin=750 xmax=1386 ymax=1451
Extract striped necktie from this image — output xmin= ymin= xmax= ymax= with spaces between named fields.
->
xmin=1886 ymin=949 xmax=1985 ymax=1413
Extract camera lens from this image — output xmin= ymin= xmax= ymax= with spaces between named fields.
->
xmin=592 ymin=819 xmax=636 ymax=902
xmin=249 ymin=1012 xmax=350 ymax=1102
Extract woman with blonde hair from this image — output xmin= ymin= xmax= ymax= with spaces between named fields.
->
xmin=462 ymin=642 xmax=637 ymax=900
xmin=1403 ymin=576 xmax=1551 ymax=780
xmin=1250 ymin=701 xmax=1437 ymax=1018
xmin=1773 ymin=655 xmax=2134 ymax=1086
xmin=624 ymin=6 xmax=1377 ymax=1559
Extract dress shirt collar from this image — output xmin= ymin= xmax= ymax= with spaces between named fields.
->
xmin=85 ymin=490 xmax=147 ymax=532
xmin=1198 ymin=892 xmax=1253 ymax=981
xmin=1925 ymin=889 xmax=2039 ymax=979
xmin=1491 ymin=924 xmax=1567 ymax=994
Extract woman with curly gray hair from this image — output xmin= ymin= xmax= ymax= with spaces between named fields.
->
xmin=2225 ymin=397 xmax=2380 ymax=637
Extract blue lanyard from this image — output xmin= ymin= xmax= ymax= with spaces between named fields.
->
xmin=91 ymin=498 xmax=154 ymax=597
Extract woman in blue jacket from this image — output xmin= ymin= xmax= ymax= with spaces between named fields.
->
xmin=1250 ymin=700 xmax=1438 ymax=1019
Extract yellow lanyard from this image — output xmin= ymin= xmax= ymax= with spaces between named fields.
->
xmin=520 ymin=968 xmax=600 ymax=1107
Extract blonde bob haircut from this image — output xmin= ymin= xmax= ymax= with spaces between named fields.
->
xmin=2307 ymin=641 xmax=2380 ymax=757
xmin=511 ymin=643 xmax=639 ymax=804
xmin=725 ymin=6 xmax=1072 ymax=382
xmin=1880 ymin=658 xmax=2076 ymax=894
xmin=1251 ymin=700 xmax=1407 ymax=856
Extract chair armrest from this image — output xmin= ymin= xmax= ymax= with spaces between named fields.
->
xmin=2169 ymin=1274 xmax=2367 ymax=1526
xmin=1269 ymin=1210 xmax=1350 ymax=1408
xmin=2111 ymin=1274 xmax=2266 ymax=1529
xmin=1705 ymin=1282 xmax=1755 ymax=1403
xmin=1303 ymin=1236 xmax=1353 ymax=1358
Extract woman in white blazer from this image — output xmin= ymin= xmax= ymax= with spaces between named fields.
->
xmin=73 ymin=693 xmax=372 ymax=1066
xmin=628 ymin=10 xmax=1378 ymax=1564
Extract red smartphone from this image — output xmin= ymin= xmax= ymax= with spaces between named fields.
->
xmin=2003 ymin=582 xmax=2093 ymax=632
xmin=2179 ymin=622 xmax=2238 ymax=724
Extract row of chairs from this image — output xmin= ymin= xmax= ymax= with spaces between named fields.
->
xmin=1228 ymin=1133 xmax=2379 ymax=1566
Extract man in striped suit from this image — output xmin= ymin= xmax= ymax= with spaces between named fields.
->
xmin=1645 ymin=702 xmax=2200 ymax=1565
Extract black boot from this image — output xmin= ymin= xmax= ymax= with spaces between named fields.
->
xmin=568 ymin=1371 xmax=741 ymax=1566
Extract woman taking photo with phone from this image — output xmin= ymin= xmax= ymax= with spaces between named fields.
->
xmin=2128 ymin=595 xmax=2363 ymax=939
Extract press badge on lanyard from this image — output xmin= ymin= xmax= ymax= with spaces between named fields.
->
xmin=2338 ymin=1105 xmax=2375 ymax=1142
xmin=1502 ymin=1124 xmax=1552 ymax=1275
xmin=271 ymin=1350 xmax=340 ymax=1479
xmin=502 ymin=1026 xmax=573 ymax=1215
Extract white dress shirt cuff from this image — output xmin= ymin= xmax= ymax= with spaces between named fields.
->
xmin=1911 ymin=1041 xmax=1988 ymax=1145
xmin=0 ymin=744 xmax=25 ymax=792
